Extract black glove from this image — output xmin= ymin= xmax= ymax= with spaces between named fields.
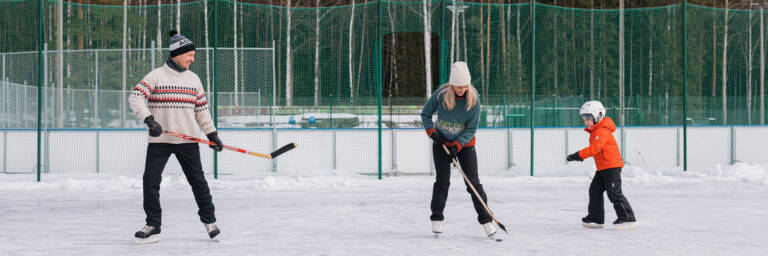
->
xmin=567 ymin=152 xmax=583 ymax=162
xmin=429 ymin=130 xmax=447 ymax=145
xmin=143 ymin=116 xmax=162 ymax=137
xmin=448 ymin=145 xmax=458 ymax=160
xmin=207 ymin=132 xmax=224 ymax=152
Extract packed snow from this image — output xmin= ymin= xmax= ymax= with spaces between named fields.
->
xmin=1 ymin=164 xmax=766 ymax=256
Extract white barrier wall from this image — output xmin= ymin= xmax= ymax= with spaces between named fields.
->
xmin=623 ymin=127 xmax=680 ymax=169
xmin=392 ymin=129 xmax=432 ymax=174
xmin=218 ymin=130 xmax=272 ymax=175
xmin=1 ymin=126 xmax=767 ymax=177
xmin=0 ymin=133 xmax=4 ymax=173
xmin=49 ymin=131 xmax=98 ymax=173
xmin=734 ymin=127 xmax=768 ymax=165
xmin=5 ymin=131 xmax=37 ymax=174
xmin=688 ymin=127 xmax=731 ymax=168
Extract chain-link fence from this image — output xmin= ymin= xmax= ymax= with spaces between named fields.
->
xmin=2 ymin=0 xmax=768 ymax=181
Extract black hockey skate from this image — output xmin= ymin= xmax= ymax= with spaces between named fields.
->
xmin=205 ymin=223 xmax=221 ymax=241
xmin=613 ymin=219 xmax=637 ymax=230
xmin=581 ymin=217 xmax=604 ymax=228
xmin=134 ymin=225 xmax=161 ymax=244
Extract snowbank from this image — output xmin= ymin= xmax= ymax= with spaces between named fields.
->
xmin=622 ymin=163 xmax=768 ymax=185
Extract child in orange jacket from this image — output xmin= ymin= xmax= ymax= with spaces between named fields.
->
xmin=566 ymin=101 xmax=637 ymax=230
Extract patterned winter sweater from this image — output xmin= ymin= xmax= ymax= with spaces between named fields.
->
xmin=420 ymin=86 xmax=480 ymax=150
xmin=129 ymin=63 xmax=216 ymax=144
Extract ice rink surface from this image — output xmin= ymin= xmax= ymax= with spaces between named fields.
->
xmin=1 ymin=164 xmax=767 ymax=256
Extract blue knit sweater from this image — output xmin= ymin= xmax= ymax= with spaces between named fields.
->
xmin=420 ymin=86 xmax=480 ymax=147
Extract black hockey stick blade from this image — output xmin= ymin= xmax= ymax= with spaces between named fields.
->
xmin=497 ymin=222 xmax=508 ymax=233
xmin=270 ymin=142 xmax=297 ymax=159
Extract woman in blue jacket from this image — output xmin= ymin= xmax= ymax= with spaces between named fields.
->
xmin=421 ymin=62 xmax=496 ymax=239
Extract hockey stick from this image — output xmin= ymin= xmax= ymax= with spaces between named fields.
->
xmin=442 ymin=144 xmax=508 ymax=233
xmin=163 ymin=130 xmax=297 ymax=159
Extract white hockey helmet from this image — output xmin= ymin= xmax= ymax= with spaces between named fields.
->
xmin=580 ymin=101 xmax=606 ymax=123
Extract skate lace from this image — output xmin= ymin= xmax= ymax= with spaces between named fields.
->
xmin=142 ymin=225 xmax=153 ymax=233
xmin=205 ymin=223 xmax=217 ymax=232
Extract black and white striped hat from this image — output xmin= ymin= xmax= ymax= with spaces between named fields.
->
xmin=169 ymin=30 xmax=195 ymax=57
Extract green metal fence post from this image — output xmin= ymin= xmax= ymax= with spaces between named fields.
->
xmin=271 ymin=40 xmax=277 ymax=174
xmin=377 ymin=0 xmax=383 ymax=180
xmin=213 ymin=0 xmax=219 ymax=179
xmin=330 ymin=93 xmax=336 ymax=169
xmin=530 ymin=0 xmax=536 ymax=177
xmin=329 ymin=94 xmax=333 ymax=128
xmin=503 ymin=94 xmax=507 ymax=127
xmin=37 ymin=0 xmax=44 ymax=182
xmin=552 ymin=94 xmax=555 ymax=126
xmin=682 ymin=0 xmax=688 ymax=171
xmin=440 ymin=0 xmax=447 ymax=84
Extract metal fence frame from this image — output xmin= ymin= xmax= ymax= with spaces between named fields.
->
xmin=5 ymin=0 xmax=768 ymax=180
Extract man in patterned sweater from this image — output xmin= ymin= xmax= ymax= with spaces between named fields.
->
xmin=129 ymin=30 xmax=223 ymax=243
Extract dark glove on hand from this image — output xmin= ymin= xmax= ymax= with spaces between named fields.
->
xmin=143 ymin=116 xmax=163 ymax=137
xmin=207 ymin=132 xmax=224 ymax=152
xmin=429 ymin=130 xmax=447 ymax=145
xmin=448 ymin=145 xmax=458 ymax=160
xmin=567 ymin=152 xmax=583 ymax=162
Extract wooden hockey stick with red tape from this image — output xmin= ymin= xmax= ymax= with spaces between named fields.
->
xmin=442 ymin=144 xmax=508 ymax=233
xmin=163 ymin=130 xmax=297 ymax=159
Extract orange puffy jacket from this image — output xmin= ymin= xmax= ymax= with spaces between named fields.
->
xmin=578 ymin=116 xmax=624 ymax=171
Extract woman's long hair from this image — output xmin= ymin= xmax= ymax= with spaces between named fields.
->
xmin=439 ymin=84 xmax=478 ymax=111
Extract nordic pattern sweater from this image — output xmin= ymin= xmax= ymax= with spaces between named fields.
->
xmin=129 ymin=63 xmax=216 ymax=144
xmin=420 ymin=86 xmax=480 ymax=151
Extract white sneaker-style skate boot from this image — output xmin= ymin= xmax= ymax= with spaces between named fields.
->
xmin=482 ymin=222 xmax=497 ymax=238
xmin=432 ymin=221 xmax=443 ymax=234
xmin=204 ymin=223 xmax=221 ymax=241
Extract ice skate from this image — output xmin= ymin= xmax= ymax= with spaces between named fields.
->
xmin=134 ymin=225 xmax=161 ymax=244
xmin=431 ymin=220 xmax=443 ymax=234
xmin=432 ymin=220 xmax=443 ymax=238
xmin=581 ymin=217 xmax=604 ymax=228
xmin=613 ymin=219 xmax=637 ymax=230
xmin=205 ymin=223 xmax=221 ymax=241
xmin=482 ymin=222 xmax=502 ymax=241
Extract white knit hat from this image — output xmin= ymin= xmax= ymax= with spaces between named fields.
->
xmin=448 ymin=61 xmax=472 ymax=86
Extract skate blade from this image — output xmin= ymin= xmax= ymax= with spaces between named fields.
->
xmin=134 ymin=234 xmax=159 ymax=244
xmin=488 ymin=234 xmax=503 ymax=242
xmin=613 ymin=222 xmax=637 ymax=230
xmin=211 ymin=235 xmax=221 ymax=242
xmin=582 ymin=222 xmax=604 ymax=229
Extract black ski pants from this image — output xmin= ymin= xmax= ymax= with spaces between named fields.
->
xmin=143 ymin=143 xmax=216 ymax=227
xmin=585 ymin=167 xmax=635 ymax=224
xmin=430 ymin=144 xmax=492 ymax=224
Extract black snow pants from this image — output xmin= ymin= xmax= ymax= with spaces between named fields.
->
xmin=143 ymin=143 xmax=216 ymax=227
xmin=430 ymin=144 xmax=492 ymax=224
xmin=585 ymin=168 xmax=635 ymax=224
